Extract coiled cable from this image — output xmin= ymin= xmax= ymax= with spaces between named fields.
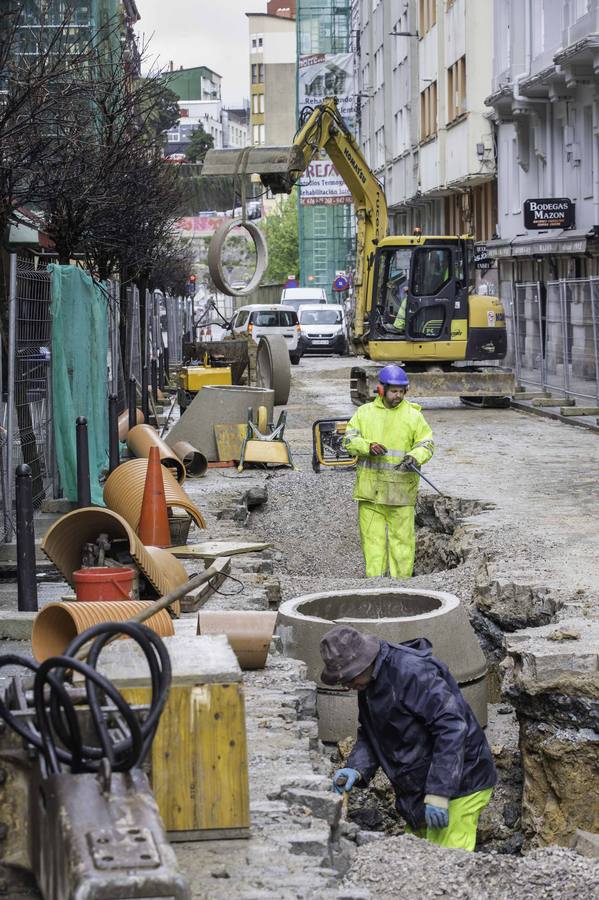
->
xmin=0 ymin=620 xmax=171 ymax=775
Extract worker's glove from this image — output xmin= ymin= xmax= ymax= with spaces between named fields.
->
xmin=424 ymin=803 xmax=449 ymax=830
xmin=332 ymin=768 xmax=360 ymax=794
xmin=369 ymin=443 xmax=387 ymax=456
xmin=398 ymin=454 xmax=419 ymax=471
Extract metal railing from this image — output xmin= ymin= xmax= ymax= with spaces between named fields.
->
xmin=512 ymin=278 xmax=599 ymax=404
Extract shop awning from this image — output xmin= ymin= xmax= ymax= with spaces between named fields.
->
xmin=486 ymin=229 xmax=598 ymax=259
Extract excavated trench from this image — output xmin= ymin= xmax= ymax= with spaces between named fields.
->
xmin=251 ymin=478 xmax=582 ymax=854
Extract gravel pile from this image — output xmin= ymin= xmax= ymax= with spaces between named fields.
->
xmin=251 ymin=468 xmax=484 ymax=605
xmin=343 ymin=834 xmax=599 ymax=899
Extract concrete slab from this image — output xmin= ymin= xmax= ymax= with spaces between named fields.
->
xmin=0 ymin=611 xmax=36 ymax=640
xmin=96 ymin=633 xmax=242 ymax=686
xmin=505 ymin=619 xmax=599 ymax=692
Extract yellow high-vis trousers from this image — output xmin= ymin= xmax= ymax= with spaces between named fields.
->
xmin=408 ymin=788 xmax=494 ymax=851
xmin=358 ymin=501 xmax=415 ymax=579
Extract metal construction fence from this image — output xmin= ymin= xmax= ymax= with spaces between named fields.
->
xmin=2 ymin=257 xmax=55 ymax=541
xmin=0 ymin=256 xmax=185 ymax=543
xmin=510 ymin=278 xmax=599 ymax=404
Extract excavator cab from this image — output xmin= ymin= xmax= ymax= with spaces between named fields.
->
xmin=371 ymin=237 xmax=472 ymax=345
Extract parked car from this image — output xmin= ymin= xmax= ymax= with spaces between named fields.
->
xmin=298 ymin=304 xmax=347 ymax=356
xmin=279 ymin=287 xmax=328 ymax=312
xmin=231 ymin=304 xmax=302 ymax=364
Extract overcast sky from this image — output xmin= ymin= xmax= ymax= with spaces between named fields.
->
xmin=137 ymin=0 xmax=267 ymax=107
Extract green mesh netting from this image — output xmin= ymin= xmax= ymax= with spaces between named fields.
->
xmin=50 ymin=265 xmax=108 ymax=505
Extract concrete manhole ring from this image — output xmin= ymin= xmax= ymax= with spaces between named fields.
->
xmin=207 ymin=218 xmax=268 ymax=297
xmin=277 ymin=587 xmax=488 ymax=740
xmin=256 ymin=335 xmax=291 ymax=405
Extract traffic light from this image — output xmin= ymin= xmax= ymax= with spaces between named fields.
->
xmin=187 ymin=274 xmax=197 ymax=297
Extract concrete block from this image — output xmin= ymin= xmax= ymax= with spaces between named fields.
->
xmin=282 ymin=789 xmax=343 ymax=826
xmin=40 ymin=499 xmax=76 ymax=514
xmin=0 ymin=611 xmax=36 ymax=640
xmin=573 ymin=829 xmax=599 ymax=858
xmin=97 ymin=633 xmax=242 ymax=686
xmin=275 ymin=827 xmax=331 ymax=858
xmin=505 ymin=619 xmax=599 ymax=690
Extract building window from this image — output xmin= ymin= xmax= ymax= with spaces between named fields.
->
xmin=374 ymin=47 xmax=383 ymax=91
xmin=259 ymin=124 xmax=265 ymax=144
xmin=259 ymin=63 xmax=264 ymax=82
xmin=420 ymin=81 xmax=437 ymax=140
xmin=253 ymin=124 xmax=260 ymax=144
xmin=253 ymin=93 xmax=259 ymax=114
xmin=375 ymin=126 xmax=385 ymax=168
xmin=251 ymin=64 xmax=259 ymax=84
xmin=419 ymin=0 xmax=437 ymax=35
xmin=447 ymin=56 xmax=466 ymax=122
xmin=251 ymin=33 xmax=263 ymax=50
xmin=583 ymin=106 xmax=593 ymax=199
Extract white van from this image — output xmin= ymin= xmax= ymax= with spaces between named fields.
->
xmin=231 ymin=304 xmax=302 ymax=364
xmin=280 ymin=287 xmax=328 ymax=312
xmin=297 ymin=303 xmax=347 ymax=356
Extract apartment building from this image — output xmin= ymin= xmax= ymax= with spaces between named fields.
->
xmin=356 ymin=0 xmax=497 ymax=244
xmin=246 ymin=9 xmax=296 ymax=147
xmin=163 ymin=66 xmax=224 ymax=153
xmin=485 ymin=0 xmax=599 ymax=282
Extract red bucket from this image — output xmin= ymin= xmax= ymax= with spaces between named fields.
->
xmin=73 ymin=567 xmax=135 ymax=603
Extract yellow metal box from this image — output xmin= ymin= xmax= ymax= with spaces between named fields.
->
xmin=178 ymin=366 xmax=232 ymax=392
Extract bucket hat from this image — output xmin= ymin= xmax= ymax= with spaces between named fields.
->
xmin=320 ymin=625 xmax=380 ymax=686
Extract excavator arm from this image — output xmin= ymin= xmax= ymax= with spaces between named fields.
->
xmin=202 ymin=97 xmax=388 ymax=337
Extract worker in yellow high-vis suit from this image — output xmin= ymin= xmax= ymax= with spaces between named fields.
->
xmin=343 ymin=365 xmax=434 ymax=578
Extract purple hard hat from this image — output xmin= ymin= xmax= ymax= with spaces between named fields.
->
xmin=378 ymin=364 xmax=409 ymax=387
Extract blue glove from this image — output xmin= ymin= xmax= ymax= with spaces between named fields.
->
xmin=425 ymin=803 xmax=449 ymax=830
xmin=332 ymin=768 xmax=360 ymax=794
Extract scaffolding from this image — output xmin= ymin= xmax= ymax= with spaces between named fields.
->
xmin=296 ymin=0 xmax=355 ymax=294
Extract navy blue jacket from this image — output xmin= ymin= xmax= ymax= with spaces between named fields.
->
xmin=347 ymin=639 xmax=496 ymax=829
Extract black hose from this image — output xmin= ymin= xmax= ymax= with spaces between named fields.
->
xmin=0 ymin=621 xmax=171 ymax=775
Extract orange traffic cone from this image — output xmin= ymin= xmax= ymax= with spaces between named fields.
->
xmin=138 ymin=446 xmax=171 ymax=548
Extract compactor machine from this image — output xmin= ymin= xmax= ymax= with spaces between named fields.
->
xmin=202 ymin=98 xmax=514 ymax=405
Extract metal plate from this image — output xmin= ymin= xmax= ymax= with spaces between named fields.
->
xmin=87 ymin=827 xmax=160 ymax=870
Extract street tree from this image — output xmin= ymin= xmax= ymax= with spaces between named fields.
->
xmin=262 ymin=189 xmax=299 ymax=283
xmin=185 ymin=124 xmax=214 ymax=164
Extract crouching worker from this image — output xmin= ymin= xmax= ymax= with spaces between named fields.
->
xmin=321 ymin=624 xmax=496 ymax=851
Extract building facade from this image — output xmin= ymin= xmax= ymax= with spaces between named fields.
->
xmin=355 ymin=0 xmax=497 ymax=247
xmin=486 ymin=0 xmax=599 ymax=281
xmin=246 ymin=9 xmax=297 ymax=147
xmin=483 ymin=0 xmax=599 ymax=403
xmin=163 ymin=66 xmax=224 ymax=154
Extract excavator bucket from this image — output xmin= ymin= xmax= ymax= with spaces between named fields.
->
xmin=202 ymin=146 xmax=304 ymax=194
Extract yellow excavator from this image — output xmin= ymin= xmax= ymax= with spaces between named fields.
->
xmin=202 ymin=98 xmax=514 ymax=406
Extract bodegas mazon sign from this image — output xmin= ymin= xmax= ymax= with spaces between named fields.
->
xmin=523 ymin=198 xmax=575 ymax=230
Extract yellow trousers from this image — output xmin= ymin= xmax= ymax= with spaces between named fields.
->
xmin=408 ymin=788 xmax=493 ymax=851
xmin=358 ymin=501 xmax=415 ymax=578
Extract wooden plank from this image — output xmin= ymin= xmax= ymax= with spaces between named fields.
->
xmin=179 ymin=556 xmax=231 ymax=613
xmin=169 ymin=540 xmax=272 ymax=559
xmin=124 ymin=683 xmax=249 ymax=833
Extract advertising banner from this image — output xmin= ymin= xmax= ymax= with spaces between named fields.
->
xmin=298 ymin=52 xmax=355 ymax=205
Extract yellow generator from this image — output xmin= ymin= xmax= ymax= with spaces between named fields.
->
xmin=177 ymin=365 xmax=232 ymax=411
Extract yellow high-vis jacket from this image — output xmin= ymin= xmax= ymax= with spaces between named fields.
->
xmin=343 ymin=397 xmax=434 ymax=507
